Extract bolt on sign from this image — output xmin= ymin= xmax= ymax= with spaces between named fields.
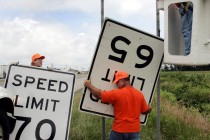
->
xmin=80 ymin=18 xmax=164 ymax=124
xmin=5 ymin=64 xmax=75 ymax=140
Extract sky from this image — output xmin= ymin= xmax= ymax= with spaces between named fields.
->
xmin=0 ymin=0 xmax=164 ymax=71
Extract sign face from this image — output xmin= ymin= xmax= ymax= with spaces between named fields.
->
xmin=5 ymin=65 xmax=75 ymax=140
xmin=80 ymin=18 xmax=164 ymax=124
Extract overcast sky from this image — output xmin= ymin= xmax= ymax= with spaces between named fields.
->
xmin=0 ymin=0 xmax=164 ymax=71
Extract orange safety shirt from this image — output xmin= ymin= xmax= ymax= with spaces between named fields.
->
xmin=101 ymin=86 xmax=148 ymax=132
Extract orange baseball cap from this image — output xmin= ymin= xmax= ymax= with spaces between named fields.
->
xmin=113 ymin=71 xmax=129 ymax=83
xmin=32 ymin=53 xmax=45 ymax=63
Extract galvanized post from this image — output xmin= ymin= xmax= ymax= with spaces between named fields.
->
xmin=101 ymin=1 xmax=106 ymax=140
xmin=156 ymin=0 xmax=161 ymax=140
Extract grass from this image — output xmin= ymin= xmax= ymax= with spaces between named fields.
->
xmin=69 ymin=71 xmax=210 ymax=140
xmin=69 ymin=89 xmax=112 ymax=140
xmin=69 ymin=89 xmax=210 ymax=140
xmin=159 ymin=97 xmax=210 ymax=140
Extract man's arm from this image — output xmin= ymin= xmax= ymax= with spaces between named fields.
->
xmin=84 ymin=80 xmax=102 ymax=99
xmin=142 ymin=106 xmax=152 ymax=114
xmin=184 ymin=2 xmax=192 ymax=11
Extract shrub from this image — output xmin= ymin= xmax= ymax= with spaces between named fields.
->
xmin=160 ymin=71 xmax=210 ymax=116
xmin=161 ymin=90 xmax=177 ymax=103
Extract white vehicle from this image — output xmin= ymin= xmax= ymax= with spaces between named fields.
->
xmin=0 ymin=87 xmax=16 ymax=140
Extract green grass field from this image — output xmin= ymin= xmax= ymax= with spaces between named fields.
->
xmin=69 ymin=71 xmax=210 ymax=140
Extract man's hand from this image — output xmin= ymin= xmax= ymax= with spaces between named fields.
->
xmin=84 ymin=80 xmax=92 ymax=88
xmin=142 ymin=105 xmax=152 ymax=114
xmin=83 ymin=80 xmax=102 ymax=99
xmin=175 ymin=3 xmax=180 ymax=8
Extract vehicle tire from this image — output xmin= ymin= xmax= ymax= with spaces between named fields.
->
xmin=0 ymin=109 xmax=10 ymax=140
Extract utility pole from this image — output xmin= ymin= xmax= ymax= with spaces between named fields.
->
xmin=156 ymin=0 xmax=161 ymax=140
xmin=101 ymin=1 xmax=106 ymax=140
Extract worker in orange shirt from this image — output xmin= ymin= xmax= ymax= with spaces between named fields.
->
xmin=84 ymin=71 xmax=152 ymax=140
xmin=31 ymin=53 xmax=45 ymax=67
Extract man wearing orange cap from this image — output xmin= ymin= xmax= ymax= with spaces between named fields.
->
xmin=31 ymin=53 xmax=45 ymax=67
xmin=84 ymin=71 xmax=152 ymax=140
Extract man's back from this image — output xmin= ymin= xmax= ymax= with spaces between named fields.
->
xmin=101 ymin=86 xmax=148 ymax=132
xmin=84 ymin=71 xmax=152 ymax=139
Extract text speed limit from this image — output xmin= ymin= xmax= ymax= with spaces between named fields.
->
xmin=5 ymin=65 xmax=75 ymax=140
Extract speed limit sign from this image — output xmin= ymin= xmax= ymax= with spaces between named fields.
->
xmin=80 ymin=18 xmax=164 ymax=124
xmin=5 ymin=64 xmax=75 ymax=140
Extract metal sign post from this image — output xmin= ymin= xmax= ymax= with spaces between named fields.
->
xmin=156 ymin=0 xmax=161 ymax=139
xmin=101 ymin=1 xmax=106 ymax=140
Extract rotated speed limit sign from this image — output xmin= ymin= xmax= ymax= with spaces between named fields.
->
xmin=80 ymin=18 xmax=164 ymax=124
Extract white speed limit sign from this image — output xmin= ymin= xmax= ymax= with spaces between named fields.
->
xmin=80 ymin=18 xmax=164 ymax=124
xmin=5 ymin=64 xmax=75 ymax=140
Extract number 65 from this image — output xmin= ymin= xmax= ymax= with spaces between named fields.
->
xmin=108 ymin=36 xmax=154 ymax=68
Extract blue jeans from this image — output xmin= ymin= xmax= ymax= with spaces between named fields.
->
xmin=109 ymin=130 xmax=140 ymax=140
xmin=179 ymin=4 xmax=193 ymax=55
